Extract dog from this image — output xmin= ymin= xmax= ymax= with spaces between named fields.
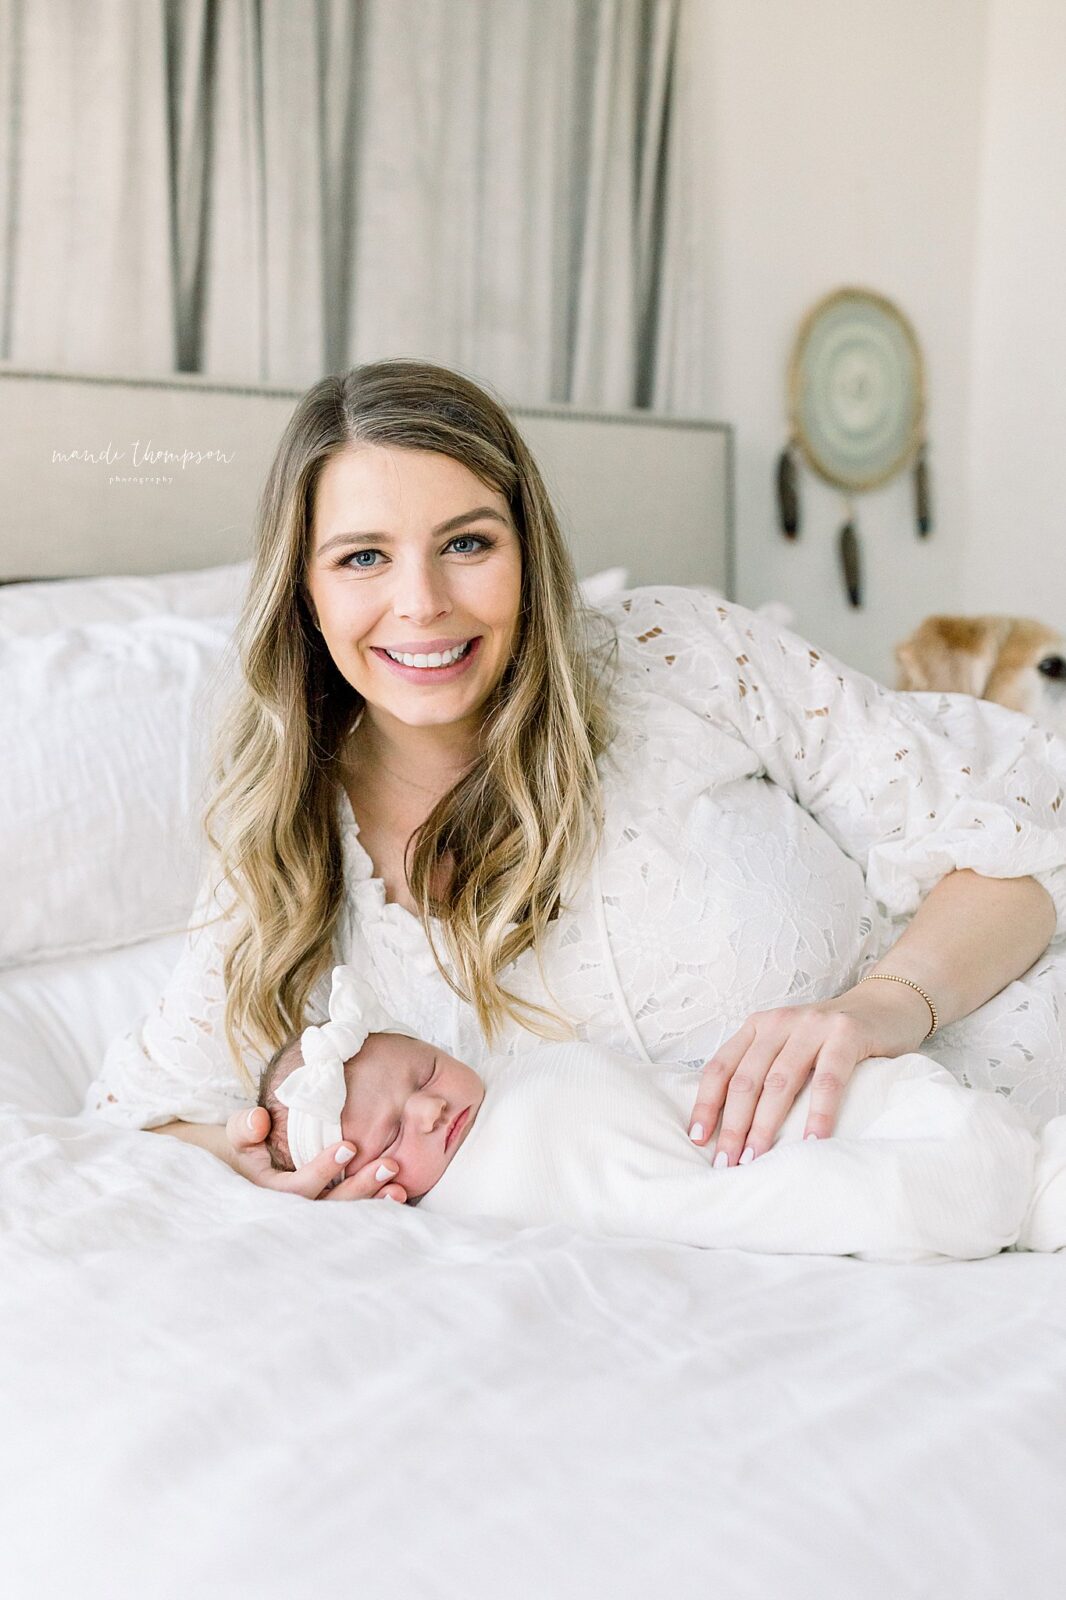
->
xmin=895 ymin=616 xmax=1066 ymax=739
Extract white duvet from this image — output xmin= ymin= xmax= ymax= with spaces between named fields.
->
xmin=3 ymin=938 xmax=1066 ymax=1600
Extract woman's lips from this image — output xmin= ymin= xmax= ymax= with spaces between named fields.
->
xmin=444 ymin=1107 xmax=469 ymax=1151
xmin=370 ymin=636 xmax=482 ymax=684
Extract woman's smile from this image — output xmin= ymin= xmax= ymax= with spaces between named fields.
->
xmin=370 ymin=635 xmax=482 ymax=683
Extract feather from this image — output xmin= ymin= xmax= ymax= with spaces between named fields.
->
xmin=776 ymin=446 xmax=800 ymax=539
xmin=914 ymin=446 xmax=932 ymax=537
xmin=839 ymin=519 xmax=862 ymax=608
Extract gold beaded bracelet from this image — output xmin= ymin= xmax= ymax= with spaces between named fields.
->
xmin=856 ymin=973 xmax=939 ymax=1041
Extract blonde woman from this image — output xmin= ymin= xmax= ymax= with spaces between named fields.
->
xmin=90 ymin=360 xmax=1066 ymax=1205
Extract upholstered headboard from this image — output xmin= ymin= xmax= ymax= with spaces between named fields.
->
xmin=0 ymin=366 xmax=733 ymax=592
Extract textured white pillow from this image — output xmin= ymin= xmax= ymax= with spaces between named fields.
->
xmin=0 ymin=615 xmax=234 ymax=969
xmin=0 ymin=562 xmax=250 ymax=638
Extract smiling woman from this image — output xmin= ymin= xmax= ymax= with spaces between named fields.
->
xmin=91 ymin=357 xmax=1066 ymax=1216
xmin=304 ymin=447 xmax=524 ymax=747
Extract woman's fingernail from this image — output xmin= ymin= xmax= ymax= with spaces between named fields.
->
xmin=245 ymin=1109 xmax=258 ymax=1132
xmin=713 ymin=1150 xmax=729 ymax=1170
xmin=739 ymin=1146 xmax=754 ymax=1165
xmin=689 ymin=1122 xmax=705 ymax=1143
xmin=805 ymin=1133 xmax=819 ymax=1142
xmin=335 ymin=1145 xmax=355 ymax=1164
xmin=375 ymin=1162 xmax=396 ymax=1181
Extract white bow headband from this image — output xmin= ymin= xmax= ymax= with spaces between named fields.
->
xmin=274 ymin=965 xmax=418 ymax=1169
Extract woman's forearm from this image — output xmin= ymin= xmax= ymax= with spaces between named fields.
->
xmin=148 ymin=1119 xmax=238 ymax=1170
xmin=835 ymin=869 xmax=1057 ymax=1054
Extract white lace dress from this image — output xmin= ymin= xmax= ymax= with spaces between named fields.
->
xmin=88 ymin=586 xmax=1066 ymax=1131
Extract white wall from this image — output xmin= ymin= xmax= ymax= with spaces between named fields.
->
xmin=688 ymin=0 xmax=990 ymax=682
xmin=964 ymin=0 xmax=1066 ymax=621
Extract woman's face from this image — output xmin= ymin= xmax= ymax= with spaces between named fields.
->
xmin=306 ymin=444 xmax=524 ymax=741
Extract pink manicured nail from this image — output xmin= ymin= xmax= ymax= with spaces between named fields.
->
xmin=713 ymin=1150 xmax=729 ymax=1170
xmin=739 ymin=1146 xmax=754 ymax=1166
xmin=689 ymin=1123 xmax=705 ymax=1143
xmin=335 ymin=1144 xmax=355 ymax=1164
xmin=805 ymin=1133 xmax=818 ymax=1142
xmin=245 ymin=1109 xmax=258 ymax=1132
xmin=375 ymin=1162 xmax=395 ymax=1181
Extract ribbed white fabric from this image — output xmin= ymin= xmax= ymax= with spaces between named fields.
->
xmin=419 ymin=1043 xmax=1063 ymax=1263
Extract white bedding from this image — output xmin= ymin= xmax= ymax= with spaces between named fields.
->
xmin=2 ymin=938 xmax=1066 ymax=1600
xmin=3 ymin=561 xmax=1065 ymax=1598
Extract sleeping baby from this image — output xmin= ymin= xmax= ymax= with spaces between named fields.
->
xmin=259 ymin=966 xmax=1066 ymax=1263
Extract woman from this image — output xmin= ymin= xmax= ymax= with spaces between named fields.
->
xmin=90 ymin=359 xmax=1066 ymax=1206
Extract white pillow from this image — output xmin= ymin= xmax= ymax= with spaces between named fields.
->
xmin=0 ymin=615 xmax=234 ymax=969
xmin=0 ymin=562 xmax=250 ymax=638
xmin=0 ymin=561 xmax=629 ymax=637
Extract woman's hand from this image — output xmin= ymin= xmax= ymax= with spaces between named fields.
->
xmin=687 ymin=982 xmax=934 ymax=1166
xmin=225 ymin=1107 xmax=409 ymax=1202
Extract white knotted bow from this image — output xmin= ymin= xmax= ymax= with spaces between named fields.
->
xmin=274 ymin=965 xmax=418 ymax=1169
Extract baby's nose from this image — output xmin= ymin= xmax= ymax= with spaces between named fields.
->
xmin=418 ymin=1095 xmax=449 ymax=1133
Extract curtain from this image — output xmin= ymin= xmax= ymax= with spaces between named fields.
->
xmin=0 ymin=0 xmax=703 ymax=411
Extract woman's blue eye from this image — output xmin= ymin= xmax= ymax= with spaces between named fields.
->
xmin=447 ymin=535 xmax=490 ymax=554
xmin=341 ymin=535 xmax=492 ymax=569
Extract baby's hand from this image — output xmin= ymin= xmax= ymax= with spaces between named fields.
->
xmin=225 ymin=1108 xmax=408 ymax=1203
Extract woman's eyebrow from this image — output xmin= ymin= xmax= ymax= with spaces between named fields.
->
xmin=317 ymin=508 xmax=508 ymax=556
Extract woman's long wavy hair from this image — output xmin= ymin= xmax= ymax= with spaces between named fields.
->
xmin=203 ymin=359 xmax=617 ymax=1088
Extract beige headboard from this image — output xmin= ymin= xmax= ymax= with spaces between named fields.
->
xmin=0 ymin=366 xmax=733 ymax=592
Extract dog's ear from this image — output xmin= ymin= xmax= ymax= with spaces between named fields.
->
xmin=894 ymin=635 xmax=931 ymax=691
xmin=894 ymin=617 xmax=1008 ymax=696
xmin=985 ymin=620 xmax=1066 ymax=712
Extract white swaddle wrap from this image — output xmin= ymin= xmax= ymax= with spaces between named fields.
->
xmin=419 ymin=1043 xmax=1063 ymax=1262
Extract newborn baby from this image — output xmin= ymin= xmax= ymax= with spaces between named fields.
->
xmin=261 ymin=966 xmax=1066 ymax=1263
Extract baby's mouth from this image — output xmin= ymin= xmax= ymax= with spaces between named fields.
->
xmin=444 ymin=1107 xmax=469 ymax=1151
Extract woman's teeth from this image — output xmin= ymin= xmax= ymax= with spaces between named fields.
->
xmin=384 ymin=641 xmax=472 ymax=669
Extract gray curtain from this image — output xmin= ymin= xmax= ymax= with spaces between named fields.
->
xmin=0 ymin=0 xmax=702 ymax=410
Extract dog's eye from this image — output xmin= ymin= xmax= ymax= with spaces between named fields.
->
xmin=1037 ymin=655 xmax=1066 ymax=680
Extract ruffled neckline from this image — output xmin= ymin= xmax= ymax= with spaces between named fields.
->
xmin=336 ymin=785 xmax=442 ymax=938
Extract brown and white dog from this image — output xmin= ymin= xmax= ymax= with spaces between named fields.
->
xmin=895 ymin=616 xmax=1066 ymax=738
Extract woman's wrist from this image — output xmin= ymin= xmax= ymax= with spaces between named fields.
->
xmin=828 ymin=977 xmax=936 ymax=1058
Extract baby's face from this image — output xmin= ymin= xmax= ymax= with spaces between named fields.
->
xmin=338 ymin=1033 xmax=484 ymax=1200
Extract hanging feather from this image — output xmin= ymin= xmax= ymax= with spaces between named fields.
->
xmin=914 ymin=444 xmax=932 ymax=537
xmin=839 ymin=516 xmax=862 ymax=608
xmin=775 ymin=445 xmax=800 ymax=539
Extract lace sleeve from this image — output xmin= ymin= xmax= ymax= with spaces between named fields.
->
xmin=609 ymin=586 xmax=1066 ymax=933
xmin=85 ymin=867 xmax=264 ymax=1129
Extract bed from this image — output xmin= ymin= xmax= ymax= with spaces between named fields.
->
xmin=1 ymin=367 xmax=1064 ymax=1600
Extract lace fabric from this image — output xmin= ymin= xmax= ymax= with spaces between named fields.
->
xmin=88 ymin=586 xmax=1066 ymax=1131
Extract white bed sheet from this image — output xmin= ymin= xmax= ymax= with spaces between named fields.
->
xmin=2 ymin=940 xmax=1065 ymax=1600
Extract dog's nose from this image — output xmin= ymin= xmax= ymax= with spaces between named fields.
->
xmin=1037 ymin=655 xmax=1066 ymax=680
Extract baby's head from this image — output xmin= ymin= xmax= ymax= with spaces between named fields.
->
xmin=259 ymin=1026 xmax=484 ymax=1201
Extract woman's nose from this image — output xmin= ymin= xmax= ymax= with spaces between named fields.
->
xmin=393 ymin=559 xmax=451 ymax=625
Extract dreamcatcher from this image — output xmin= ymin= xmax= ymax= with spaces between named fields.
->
xmin=776 ymin=286 xmax=932 ymax=607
